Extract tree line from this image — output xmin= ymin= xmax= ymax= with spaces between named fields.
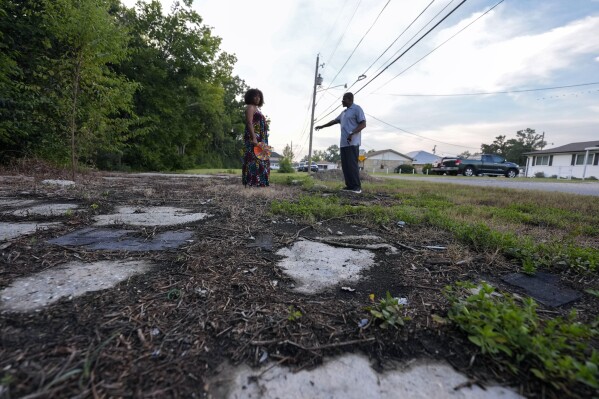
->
xmin=0 ymin=0 xmax=248 ymax=172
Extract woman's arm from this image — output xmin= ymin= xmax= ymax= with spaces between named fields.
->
xmin=245 ymin=105 xmax=258 ymax=145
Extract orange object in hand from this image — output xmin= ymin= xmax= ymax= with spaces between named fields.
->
xmin=253 ymin=142 xmax=272 ymax=160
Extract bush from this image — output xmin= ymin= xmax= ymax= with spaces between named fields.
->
xmin=277 ymin=157 xmax=295 ymax=173
xmin=395 ymin=164 xmax=415 ymax=174
xmin=422 ymin=163 xmax=433 ymax=174
xmin=534 ymin=171 xmax=545 ymax=178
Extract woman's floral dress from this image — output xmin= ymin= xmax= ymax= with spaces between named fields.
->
xmin=242 ymin=108 xmax=269 ymax=187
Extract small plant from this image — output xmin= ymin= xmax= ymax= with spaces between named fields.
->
xmin=90 ymin=203 xmax=99 ymax=210
xmin=287 ymin=305 xmax=302 ymax=321
xmin=521 ymin=257 xmax=537 ymax=275
xmin=64 ymin=209 xmax=74 ymax=217
xmin=366 ymin=291 xmax=407 ymax=329
xmin=167 ymin=288 xmax=182 ymax=301
xmin=445 ymin=281 xmax=599 ymax=390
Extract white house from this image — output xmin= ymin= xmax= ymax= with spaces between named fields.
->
xmin=363 ymin=149 xmax=413 ymax=172
xmin=523 ymin=140 xmax=599 ymax=179
xmin=316 ymin=161 xmax=338 ymax=170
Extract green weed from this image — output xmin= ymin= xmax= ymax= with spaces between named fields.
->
xmin=366 ymin=291 xmax=407 ymax=329
xmin=445 ymin=282 xmax=599 ymax=390
xmin=287 ymin=306 xmax=302 ymax=321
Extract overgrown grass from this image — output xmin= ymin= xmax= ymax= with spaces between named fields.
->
xmin=270 ymin=177 xmax=599 ymax=273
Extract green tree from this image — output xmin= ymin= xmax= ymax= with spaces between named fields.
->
xmin=117 ymin=0 xmax=244 ymax=170
xmin=282 ymin=144 xmax=294 ymax=163
xmin=480 ymin=128 xmax=546 ymax=165
xmin=324 ymin=144 xmax=340 ymax=163
xmin=43 ymin=0 xmax=136 ymax=177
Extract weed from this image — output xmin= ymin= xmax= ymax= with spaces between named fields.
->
xmin=65 ymin=209 xmax=74 ymax=217
xmin=521 ymin=257 xmax=537 ymax=275
xmin=445 ymin=282 xmax=599 ymax=390
xmin=366 ymin=291 xmax=407 ymax=329
xmin=287 ymin=306 xmax=302 ymax=321
xmin=90 ymin=203 xmax=99 ymax=210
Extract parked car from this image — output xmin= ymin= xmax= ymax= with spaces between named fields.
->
xmin=297 ymin=163 xmax=319 ymax=172
xmin=431 ymin=157 xmax=461 ymax=175
xmin=457 ymin=154 xmax=519 ymax=177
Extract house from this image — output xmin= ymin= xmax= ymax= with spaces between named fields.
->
xmin=269 ymin=151 xmax=282 ymax=170
xmin=523 ymin=140 xmax=599 ymax=179
xmin=363 ymin=149 xmax=413 ymax=172
xmin=406 ymin=150 xmax=439 ymax=172
xmin=316 ymin=161 xmax=338 ymax=170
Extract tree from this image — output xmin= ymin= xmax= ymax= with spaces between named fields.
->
xmin=457 ymin=151 xmax=472 ymax=158
xmin=480 ymin=128 xmax=546 ymax=165
xmin=282 ymin=144 xmax=294 ymax=163
xmin=44 ymin=0 xmax=136 ymax=177
xmin=117 ymin=0 xmax=244 ymax=170
xmin=481 ymin=135 xmax=508 ymax=156
xmin=324 ymin=144 xmax=340 ymax=163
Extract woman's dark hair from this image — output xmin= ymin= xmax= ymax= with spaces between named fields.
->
xmin=244 ymin=89 xmax=264 ymax=106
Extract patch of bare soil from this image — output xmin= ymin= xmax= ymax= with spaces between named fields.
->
xmin=0 ymin=169 xmax=597 ymax=398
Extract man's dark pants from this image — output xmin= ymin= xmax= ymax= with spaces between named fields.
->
xmin=340 ymin=145 xmax=360 ymax=190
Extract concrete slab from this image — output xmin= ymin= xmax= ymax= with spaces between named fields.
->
xmin=0 ymin=222 xmax=61 ymax=241
xmin=10 ymin=203 xmax=79 ymax=216
xmin=315 ymin=234 xmax=398 ymax=254
xmin=502 ymin=272 xmax=581 ymax=307
xmin=209 ymin=353 xmax=523 ymax=399
xmin=0 ymin=199 xmax=37 ymax=208
xmin=0 ymin=260 xmax=152 ymax=312
xmin=48 ymin=227 xmax=193 ymax=251
xmin=275 ymin=239 xmax=375 ymax=294
xmin=41 ymin=179 xmax=75 ymax=186
xmin=93 ymin=206 xmax=209 ymax=227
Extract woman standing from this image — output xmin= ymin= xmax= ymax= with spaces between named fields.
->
xmin=242 ymin=89 xmax=270 ymax=187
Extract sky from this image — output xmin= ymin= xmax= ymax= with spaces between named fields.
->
xmin=121 ymin=0 xmax=599 ymax=159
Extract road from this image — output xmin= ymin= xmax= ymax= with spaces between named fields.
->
xmin=382 ymin=175 xmax=599 ymax=197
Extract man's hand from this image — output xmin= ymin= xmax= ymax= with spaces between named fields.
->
xmin=315 ymin=125 xmax=322 ymax=131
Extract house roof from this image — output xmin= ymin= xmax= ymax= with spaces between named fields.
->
xmin=405 ymin=150 xmax=439 ymax=164
xmin=365 ymin=149 xmax=413 ymax=160
xmin=524 ymin=141 xmax=599 ymax=155
xmin=270 ymin=151 xmax=282 ymax=159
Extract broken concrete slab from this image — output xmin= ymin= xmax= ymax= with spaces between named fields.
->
xmin=314 ymin=234 xmax=398 ymax=254
xmin=93 ymin=206 xmax=209 ymax=227
xmin=0 ymin=222 xmax=61 ymax=241
xmin=48 ymin=227 xmax=193 ymax=251
xmin=41 ymin=179 xmax=75 ymax=186
xmin=209 ymin=353 xmax=523 ymax=399
xmin=10 ymin=203 xmax=79 ymax=216
xmin=0 ymin=260 xmax=152 ymax=312
xmin=502 ymin=272 xmax=581 ymax=307
xmin=275 ymin=239 xmax=375 ymax=294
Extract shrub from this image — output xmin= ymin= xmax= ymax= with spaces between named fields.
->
xmin=395 ymin=164 xmax=415 ymax=174
xmin=278 ymin=157 xmax=295 ymax=173
xmin=534 ymin=171 xmax=545 ymax=178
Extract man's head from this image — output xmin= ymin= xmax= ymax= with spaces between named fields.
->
xmin=341 ymin=92 xmax=354 ymax=108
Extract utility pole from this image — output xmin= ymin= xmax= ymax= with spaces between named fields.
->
xmin=308 ymin=54 xmax=323 ymax=175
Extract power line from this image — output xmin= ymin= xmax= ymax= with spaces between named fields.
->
xmin=355 ymin=0 xmax=467 ymax=96
xmin=322 ymin=0 xmax=363 ymax=71
xmin=318 ymin=0 xmax=439 ymax=121
xmin=374 ymin=0 xmax=505 ymax=91
xmin=324 ymin=0 xmax=392 ymax=91
xmin=316 ymin=0 xmax=468 ymax=123
xmin=366 ymin=112 xmax=480 ymax=150
xmin=377 ymin=81 xmax=599 ymax=97
xmin=352 ymin=0 xmax=437 ymax=89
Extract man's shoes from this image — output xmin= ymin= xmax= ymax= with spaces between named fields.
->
xmin=351 ymin=188 xmax=362 ymax=194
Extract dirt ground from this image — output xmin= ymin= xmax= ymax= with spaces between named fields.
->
xmin=0 ymin=167 xmax=597 ymax=398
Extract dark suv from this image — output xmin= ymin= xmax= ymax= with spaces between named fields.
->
xmin=297 ymin=163 xmax=319 ymax=172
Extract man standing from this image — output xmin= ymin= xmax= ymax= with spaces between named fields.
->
xmin=315 ymin=92 xmax=366 ymax=193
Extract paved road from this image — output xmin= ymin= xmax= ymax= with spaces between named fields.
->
xmin=382 ymin=175 xmax=599 ymax=197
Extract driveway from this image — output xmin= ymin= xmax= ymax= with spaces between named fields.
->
xmin=382 ymin=175 xmax=599 ymax=197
